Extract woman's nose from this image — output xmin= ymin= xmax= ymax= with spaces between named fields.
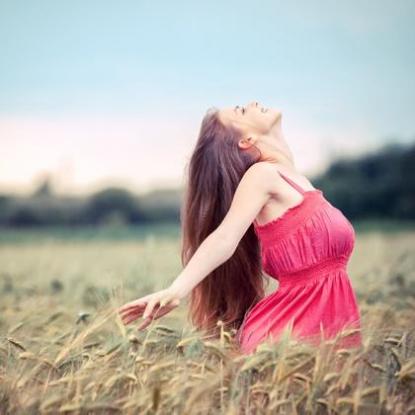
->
xmin=248 ymin=101 xmax=259 ymax=108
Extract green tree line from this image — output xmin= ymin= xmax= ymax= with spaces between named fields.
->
xmin=0 ymin=140 xmax=413 ymax=227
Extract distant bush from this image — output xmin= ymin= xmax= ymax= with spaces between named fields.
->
xmin=83 ymin=187 xmax=145 ymax=226
xmin=313 ymin=141 xmax=415 ymax=219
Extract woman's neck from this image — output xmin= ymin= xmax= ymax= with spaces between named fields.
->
xmin=263 ymin=139 xmax=295 ymax=169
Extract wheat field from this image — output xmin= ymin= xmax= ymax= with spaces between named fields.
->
xmin=0 ymin=228 xmax=414 ymax=414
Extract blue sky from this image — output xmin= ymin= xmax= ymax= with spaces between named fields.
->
xmin=0 ymin=0 xmax=414 ymax=194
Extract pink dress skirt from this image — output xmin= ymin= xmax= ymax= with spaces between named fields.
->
xmin=236 ymin=170 xmax=362 ymax=354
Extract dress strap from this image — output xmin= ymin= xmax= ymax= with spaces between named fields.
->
xmin=277 ymin=171 xmax=305 ymax=195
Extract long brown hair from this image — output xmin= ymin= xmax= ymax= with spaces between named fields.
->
xmin=180 ymin=107 xmax=267 ymax=340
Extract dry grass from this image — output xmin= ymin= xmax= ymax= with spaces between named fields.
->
xmin=0 ymin=230 xmax=414 ymax=414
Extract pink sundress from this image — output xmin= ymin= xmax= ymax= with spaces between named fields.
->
xmin=236 ymin=170 xmax=362 ymax=354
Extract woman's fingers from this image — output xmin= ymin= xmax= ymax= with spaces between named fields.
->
xmin=118 ymin=297 xmax=148 ymax=314
xmin=136 ymin=302 xmax=178 ymax=330
xmin=136 ymin=316 xmax=153 ymax=330
xmin=119 ymin=304 xmax=145 ymax=319
xmin=142 ymin=296 xmax=160 ymax=319
xmin=118 ymin=290 xmax=169 ymax=315
xmin=146 ymin=292 xmax=176 ymax=317
xmin=128 ymin=298 xmax=180 ymax=322
xmin=151 ymin=300 xmax=179 ymax=319
xmin=121 ymin=308 xmax=142 ymax=324
xmin=118 ymin=291 xmax=182 ymax=328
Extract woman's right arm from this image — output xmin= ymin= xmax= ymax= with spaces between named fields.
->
xmin=169 ymin=161 xmax=277 ymax=299
xmin=119 ymin=161 xmax=279 ymax=327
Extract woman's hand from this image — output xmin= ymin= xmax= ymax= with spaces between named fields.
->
xmin=117 ymin=287 xmax=182 ymax=331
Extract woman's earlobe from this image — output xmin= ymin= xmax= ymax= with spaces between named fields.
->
xmin=239 ymin=136 xmax=256 ymax=150
xmin=238 ymin=138 xmax=250 ymax=149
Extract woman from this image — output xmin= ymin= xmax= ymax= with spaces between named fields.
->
xmin=118 ymin=101 xmax=363 ymax=355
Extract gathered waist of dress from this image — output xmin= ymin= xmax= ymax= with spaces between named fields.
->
xmin=277 ymin=256 xmax=348 ymax=288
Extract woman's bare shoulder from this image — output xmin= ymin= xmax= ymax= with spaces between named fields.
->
xmin=245 ymin=161 xmax=280 ymax=176
xmin=243 ymin=161 xmax=286 ymax=196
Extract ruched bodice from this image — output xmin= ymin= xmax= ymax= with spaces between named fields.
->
xmin=237 ymin=171 xmax=362 ymax=354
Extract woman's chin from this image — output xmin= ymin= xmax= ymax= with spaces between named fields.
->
xmin=269 ymin=110 xmax=282 ymax=126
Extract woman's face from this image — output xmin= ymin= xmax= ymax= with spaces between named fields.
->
xmin=218 ymin=101 xmax=282 ymax=138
